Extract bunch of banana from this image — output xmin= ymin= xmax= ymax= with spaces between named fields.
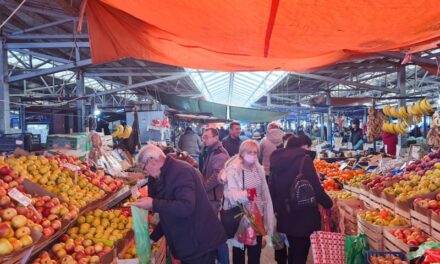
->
xmin=112 ymin=124 xmax=124 ymax=138
xmin=407 ymin=98 xmax=434 ymax=116
xmin=383 ymin=105 xmax=402 ymax=119
xmin=382 ymin=122 xmax=408 ymax=134
xmin=122 ymin=125 xmax=132 ymax=139
xmin=412 ymin=115 xmax=422 ymax=124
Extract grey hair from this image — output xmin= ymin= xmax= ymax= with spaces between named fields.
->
xmin=137 ymin=144 xmax=166 ymax=164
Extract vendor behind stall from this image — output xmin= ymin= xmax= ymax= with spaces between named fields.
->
xmin=349 ymin=118 xmax=364 ymax=150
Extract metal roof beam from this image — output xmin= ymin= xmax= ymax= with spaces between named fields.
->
xmin=84 ymin=72 xmax=178 ymax=77
xmin=288 ymin=72 xmax=395 ymax=93
xmin=6 ymin=42 xmax=90 ymax=49
xmin=317 ymin=67 xmax=397 ymax=74
xmin=227 ymin=73 xmax=234 ymax=105
xmin=9 ymin=49 xmax=71 ymax=63
xmin=8 ymin=59 xmax=92 ymax=83
xmin=95 ymin=73 xmax=189 ymax=96
xmin=379 ymin=51 xmax=439 ymax=66
xmin=7 ymin=34 xmax=89 ymax=40
xmin=11 ymin=18 xmax=76 ymax=35
xmin=2 ymin=1 xmax=76 ymax=19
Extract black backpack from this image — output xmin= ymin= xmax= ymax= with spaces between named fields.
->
xmin=285 ymin=155 xmax=317 ymax=213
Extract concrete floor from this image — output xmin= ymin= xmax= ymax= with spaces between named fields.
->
xmin=228 ymin=245 xmax=314 ymax=264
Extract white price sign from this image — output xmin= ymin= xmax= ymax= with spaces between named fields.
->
xmin=8 ymin=188 xmax=31 ymax=206
xmin=62 ymin=163 xmax=80 ymax=171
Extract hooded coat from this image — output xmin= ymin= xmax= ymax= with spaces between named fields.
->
xmin=259 ymin=128 xmax=284 ymax=175
xmin=269 ymin=147 xmax=333 ymax=237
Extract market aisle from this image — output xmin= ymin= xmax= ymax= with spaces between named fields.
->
xmin=228 ymin=246 xmax=314 ymax=263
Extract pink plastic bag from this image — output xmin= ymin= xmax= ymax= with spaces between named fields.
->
xmin=235 ymin=217 xmax=257 ymax=246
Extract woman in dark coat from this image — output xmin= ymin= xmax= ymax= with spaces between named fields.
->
xmin=269 ymin=136 xmax=333 ymax=264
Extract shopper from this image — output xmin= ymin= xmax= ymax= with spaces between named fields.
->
xmin=270 ymin=136 xmax=333 ymax=264
xmin=201 ymin=128 xmax=230 ymax=211
xmin=222 ymin=122 xmax=242 ymax=157
xmin=276 ymin=133 xmax=294 ymax=149
xmin=201 ymin=127 xmax=230 ymax=264
xmin=178 ymin=127 xmax=203 ymax=164
xmin=298 ymin=134 xmax=317 ymax=160
xmin=220 ymin=140 xmax=275 ymax=264
xmin=349 ymin=118 xmax=364 ymax=150
xmin=133 ymin=144 xmax=226 ymax=264
xmin=259 ymin=122 xmax=284 ymax=178
xmin=382 ymin=131 xmax=398 ymax=156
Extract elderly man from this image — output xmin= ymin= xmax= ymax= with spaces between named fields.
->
xmin=133 ymin=144 xmax=226 ymax=264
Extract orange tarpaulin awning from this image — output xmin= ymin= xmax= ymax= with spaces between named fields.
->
xmin=86 ymin=0 xmax=440 ymax=72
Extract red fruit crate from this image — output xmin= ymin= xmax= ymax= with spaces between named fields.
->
xmin=383 ymin=230 xmax=416 ymax=255
xmin=430 ymin=212 xmax=440 ymax=241
xmin=410 ymin=209 xmax=431 ymax=235
xmin=381 ymin=198 xmax=395 ymax=213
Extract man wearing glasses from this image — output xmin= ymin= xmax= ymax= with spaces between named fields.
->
xmin=133 ymin=144 xmax=226 ymax=264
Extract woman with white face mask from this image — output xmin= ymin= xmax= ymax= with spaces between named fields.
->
xmin=219 ymin=140 xmax=275 ymax=264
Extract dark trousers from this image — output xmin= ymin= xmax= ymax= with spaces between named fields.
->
xmin=182 ymin=250 xmax=216 ymax=264
xmin=232 ymin=236 xmax=263 ymax=264
xmin=274 ymin=247 xmax=287 ymax=264
xmin=286 ymin=236 xmax=311 ymax=264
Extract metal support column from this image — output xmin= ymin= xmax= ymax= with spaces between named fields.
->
xmin=20 ymin=98 xmax=25 ymax=132
xmin=397 ymin=66 xmax=407 ymax=148
xmin=76 ymin=70 xmax=85 ymax=132
xmin=326 ymin=92 xmax=332 ymax=145
xmin=320 ymin=113 xmax=325 ymax=141
xmin=0 ymin=39 xmax=10 ymax=134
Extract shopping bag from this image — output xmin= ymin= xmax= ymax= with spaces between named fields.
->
xmin=310 ymin=231 xmax=345 ymax=264
xmin=131 ymin=206 xmax=151 ymax=264
xmin=271 ymin=231 xmax=285 ymax=250
xmin=345 ymin=233 xmax=369 ymax=264
xmin=235 ymin=217 xmax=257 ymax=246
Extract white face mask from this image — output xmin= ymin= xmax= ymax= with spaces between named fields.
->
xmin=243 ymin=154 xmax=257 ymax=164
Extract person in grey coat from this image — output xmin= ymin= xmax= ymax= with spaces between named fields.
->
xmin=178 ymin=127 xmax=203 ymax=163
xmin=259 ymin=122 xmax=284 ymax=177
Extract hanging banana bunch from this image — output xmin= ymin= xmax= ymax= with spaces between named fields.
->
xmin=122 ymin=125 xmax=133 ymax=139
xmin=112 ymin=124 xmax=124 ymax=138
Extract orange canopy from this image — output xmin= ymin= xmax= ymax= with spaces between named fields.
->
xmin=86 ymin=0 xmax=440 ymax=72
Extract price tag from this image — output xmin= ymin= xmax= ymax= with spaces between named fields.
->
xmin=363 ymin=144 xmax=369 ymax=151
xmin=131 ymin=186 xmax=140 ymax=199
xmin=62 ymin=163 xmax=80 ymax=171
xmin=8 ymin=188 xmax=31 ymax=206
xmin=347 ymin=142 xmax=353 ymax=150
xmin=16 ymin=140 xmax=23 ymax=145
xmin=334 ymin=146 xmax=340 ymax=151
xmin=340 ymin=162 xmax=349 ymax=171
xmin=385 ymin=145 xmax=388 ymax=154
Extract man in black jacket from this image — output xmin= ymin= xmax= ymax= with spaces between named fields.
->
xmin=133 ymin=144 xmax=226 ymax=264
xmin=222 ymin=122 xmax=242 ymax=157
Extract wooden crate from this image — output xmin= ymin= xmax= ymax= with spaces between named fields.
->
xmin=431 ymin=213 xmax=440 ymax=241
xmin=381 ymin=198 xmax=395 ymax=213
xmin=369 ymin=193 xmax=382 ymax=207
xmin=395 ymin=206 xmax=411 ymax=221
xmin=383 ymin=230 xmax=413 ymax=254
xmin=410 ymin=209 xmax=431 ymax=235
xmin=358 ymin=217 xmax=384 ymax=251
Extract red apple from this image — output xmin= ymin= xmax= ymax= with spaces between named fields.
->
xmin=47 ymin=214 xmax=58 ymax=221
xmin=55 ymin=248 xmax=67 ymax=258
xmin=103 ymin=246 xmax=112 ymax=253
xmin=52 ymin=243 xmax=64 ymax=252
xmin=35 ymin=200 xmax=45 ymax=207
xmin=41 ymin=220 xmax=51 ymax=228
xmin=42 ymin=227 xmax=54 ymax=237
xmin=51 ymin=220 xmax=62 ymax=230
xmin=15 ymin=226 xmax=31 ymax=238
xmin=73 ymin=251 xmax=86 ymax=261
xmin=19 ymin=235 xmax=33 ymax=247
xmin=33 ymin=224 xmax=43 ymax=233
xmin=60 ymin=234 xmax=69 ymax=242
xmin=74 ymin=245 xmax=85 ymax=253
xmin=429 ymin=200 xmax=438 ymax=210
xmin=42 ymin=208 xmax=51 ymax=218
xmin=74 ymin=237 xmax=84 ymax=245
xmin=0 ymin=196 xmax=10 ymax=206
xmin=3 ymin=175 xmax=12 ymax=183
xmin=89 ymin=255 xmax=100 ymax=263
xmin=84 ymin=245 xmax=95 ymax=255
xmin=42 ymin=196 xmax=51 ymax=202
xmin=82 ymin=239 xmax=93 ymax=247
xmin=50 ymin=205 xmax=61 ymax=215
xmin=16 ymin=207 xmax=29 ymax=217
xmin=2 ymin=208 xmax=17 ymax=221
xmin=11 ymin=215 xmax=27 ymax=228
xmin=94 ymin=242 xmax=103 ymax=253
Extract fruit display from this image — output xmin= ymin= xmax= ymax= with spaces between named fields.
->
xmin=359 ymin=209 xmax=407 ymax=226
xmin=314 ymin=160 xmax=340 ymax=176
xmin=384 ymin=173 xmax=440 ymax=202
xmin=322 ymin=178 xmax=343 ymax=191
xmin=319 ymin=167 xmax=365 ymax=184
xmin=67 ymin=209 xmax=132 ymax=246
xmin=32 ymin=237 xmax=112 ymax=264
xmin=362 ymin=173 xmax=407 ymax=192
xmin=427 ymin=111 xmax=440 ymax=148
xmin=31 ymin=196 xmax=79 ymax=237
xmin=369 ymin=253 xmax=408 ymax=264
xmin=327 ymin=190 xmax=356 ymax=200
xmin=5 ymin=155 xmax=106 ymax=209
xmin=121 ymin=241 xmax=137 ymax=259
xmin=366 ymin=107 xmax=385 ymax=143
xmin=389 ymin=227 xmax=431 ymax=247
xmin=346 ymin=173 xmax=376 ymax=188
xmin=414 ymin=193 xmax=440 ymax=214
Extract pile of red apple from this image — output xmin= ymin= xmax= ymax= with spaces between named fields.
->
xmin=404 ymin=150 xmax=440 ymax=176
xmin=52 ymin=155 xmax=124 ymax=193
xmin=414 ymin=193 xmax=440 ymax=215
xmin=389 ymin=227 xmax=431 ymax=247
xmin=0 ymin=208 xmax=34 ymax=256
xmin=32 ymin=235 xmax=112 ymax=264
xmin=362 ymin=173 xmax=408 ymax=191
xmin=30 ymin=196 xmax=79 ymax=237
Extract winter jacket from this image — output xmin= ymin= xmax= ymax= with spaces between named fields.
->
xmin=222 ymin=136 xmax=242 ymax=157
xmin=269 ymin=147 xmax=333 ymax=237
xmin=150 ymin=156 xmax=226 ymax=261
xmin=200 ymin=141 xmax=230 ymax=206
xmin=349 ymin=128 xmax=363 ymax=147
xmin=259 ymin=128 xmax=284 ymax=175
xmin=219 ymin=156 xmax=275 ymax=247
xmin=178 ymin=130 xmax=203 ymax=156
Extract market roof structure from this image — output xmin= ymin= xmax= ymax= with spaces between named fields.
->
xmin=0 ymin=0 xmax=439 ymax=132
